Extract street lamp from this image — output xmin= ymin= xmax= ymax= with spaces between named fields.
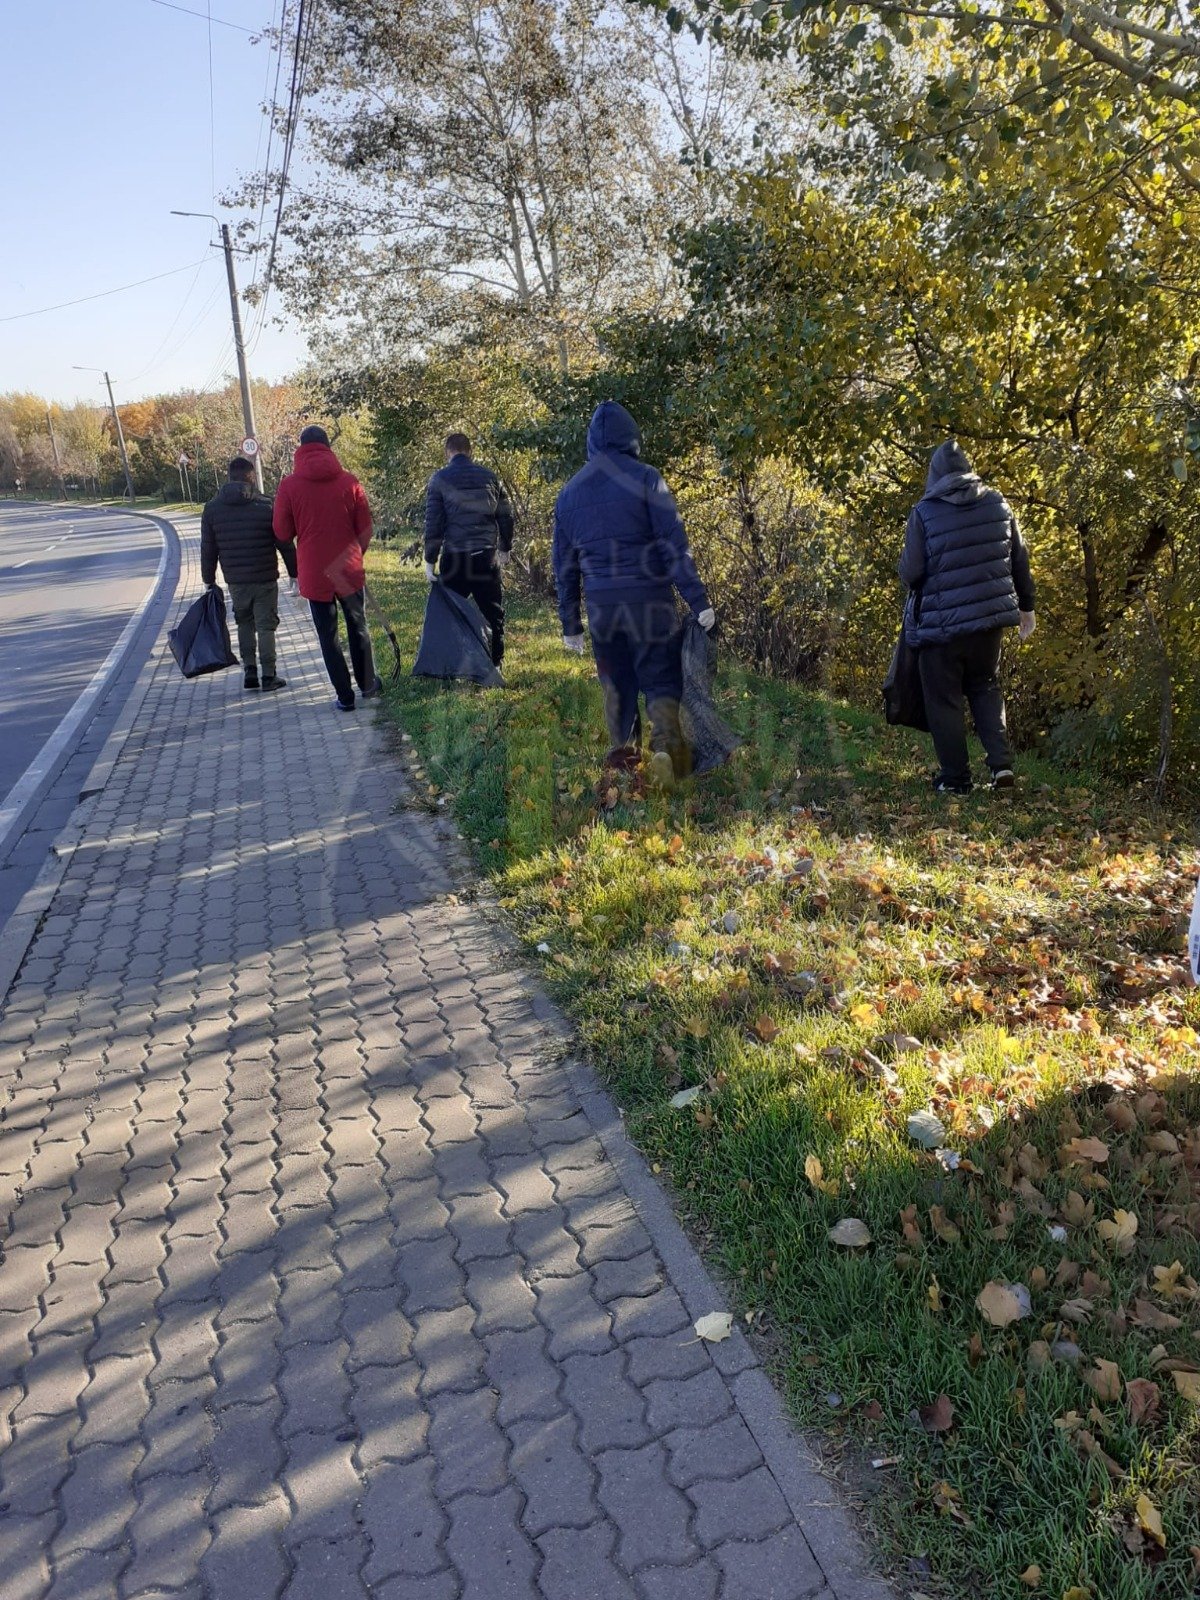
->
xmin=171 ymin=210 xmax=263 ymax=491
xmin=74 ymin=366 xmax=135 ymax=503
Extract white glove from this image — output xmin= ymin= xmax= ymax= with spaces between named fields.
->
xmin=562 ymin=634 xmax=586 ymax=655
xmin=288 ymin=578 xmax=299 ymax=595
xmin=1018 ymin=610 xmax=1036 ymax=642
xmin=494 ymin=549 xmax=511 ymax=570
xmin=424 ymin=561 xmax=437 ymax=583
xmin=697 ymin=607 xmax=716 ymax=632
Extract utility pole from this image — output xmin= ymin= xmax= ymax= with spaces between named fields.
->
xmin=171 ymin=212 xmax=264 ymax=492
xmin=45 ymin=408 xmax=67 ymax=500
xmin=75 ymin=366 xmax=136 ymax=502
xmin=103 ymin=371 xmax=137 ymax=503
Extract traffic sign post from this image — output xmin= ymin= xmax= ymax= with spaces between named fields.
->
xmin=241 ymin=437 xmax=258 ymax=458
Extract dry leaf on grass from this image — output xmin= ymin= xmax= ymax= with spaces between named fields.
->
xmin=693 ymin=1312 xmax=733 ymax=1343
xmin=929 ymin=1204 xmax=961 ymax=1243
xmin=976 ymin=1280 xmax=1031 ymax=1327
xmin=1130 ymin=1298 xmax=1182 ymax=1332
xmin=804 ymin=1154 xmax=839 ymax=1197
xmin=669 ymin=1086 xmax=701 ymax=1109
xmin=828 ymin=1217 xmax=872 ymax=1248
xmin=1125 ymin=1377 xmax=1160 ymax=1425
xmin=907 ymin=1110 xmax=947 ymax=1149
xmin=1018 ymin=1565 xmax=1041 ymax=1588
xmin=1083 ymin=1358 xmax=1122 ymax=1404
xmin=1061 ymin=1135 xmax=1110 ymax=1165
xmin=1137 ymin=1493 xmax=1166 ymax=1549
xmin=1097 ymin=1208 xmax=1138 ymax=1255
xmin=751 ymin=1014 xmax=780 ymax=1043
xmin=1171 ymin=1369 xmax=1200 ymax=1403
xmin=918 ymin=1393 xmax=955 ymax=1433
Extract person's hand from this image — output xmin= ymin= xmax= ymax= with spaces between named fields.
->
xmin=424 ymin=561 xmax=437 ymax=583
xmin=697 ymin=607 xmax=716 ymax=632
xmin=562 ymin=634 xmax=586 ymax=655
xmin=204 ymin=582 xmax=216 ymax=592
xmin=287 ymin=577 xmax=299 ymax=596
xmin=1019 ymin=610 xmax=1036 ymax=642
xmin=494 ymin=549 xmax=511 ymax=570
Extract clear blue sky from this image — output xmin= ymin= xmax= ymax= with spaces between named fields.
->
xmin=0 ymin=0 xmax=310 ymax=407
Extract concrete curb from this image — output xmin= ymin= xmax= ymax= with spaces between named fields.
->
xmin=0 ymin=511 xmax=182 ymax=1005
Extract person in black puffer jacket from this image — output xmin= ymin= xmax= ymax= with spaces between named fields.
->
xmin=201 ymin=457 xmax=297 ymax=691
xmin=423 ymin=433 xmax=513 ymax=666
xmin=899 ymin=440 xmax=1036 ymax=793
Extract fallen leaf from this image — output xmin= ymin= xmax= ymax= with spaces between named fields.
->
xmin=670 ymin=1086 xmax=701 ymax=1108
xmin=1059 ymin=1298 xmax=1094 ymax=1325
xmin=907 ymin=1110 xmax=946 ymax=1149
xmin=1097 ymin=1208 xmax=1138 ymax=1255
xmin=693 ymin=1311 xmax=733 ymax=1343
xmin=1125 ymin=1377 xmax=1160 ymax=1425
xmin=1171 ymin=1369 xmax=1200 ymax=1403
xmin=682 ymin=1016 xmax=710 ymax=1039
xmin=918 ymin=1392 xmax=955 ymax=1433
xmin=1062 ymin=1589 xmax=1092 ymax=1600
xmin=976 ymin=1280 xmax=1031 ymax=1327
xmin=1061 ymin=1136 xmax=1109 ymax=1165
xmin=929 ymin=1204 xmax=961 ymax=1243
xmin=1105 ymin=1099 xmax=1137 ymax=1133
xmin=967 ymin=1331 xmax=985 ymax=1368
xmin=1137 ymin=1492 xmax=1166 ymax=1549
xmin=804 ymin=1154 xmax=839 ymax=1197
xmin=1130 ymin=1298 xmax=1182 ymax=1332
xmin=1027 ymin=1340 xmax=1051 ymax=1374
xmin=927 ymin=1276 xmax=943 ymax=1314
xmin=848 ymin=1000 xmax=877 ymax=1028
xmin=751 ymin=1014 xmax=780 ymax=1043
xmin=879 ymin=1032 xmax=922 ymax=1054
xmin=1084 ymin=1358 xmax=1121 ymax=1404
xmin=1018 ymin=1565 xmax=1041 ymax=1589
xmin=828 ymin=1217 xmax=872 ymax=1248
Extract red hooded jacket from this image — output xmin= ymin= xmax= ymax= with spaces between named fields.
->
xmin=273 ymin=442 xmax=373 ymax=601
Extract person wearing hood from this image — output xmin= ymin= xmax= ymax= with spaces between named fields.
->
xmin=200 ymin=456 xmax=296 ymax=691
xmin=900 ymin=440 xmax=1036 ymax=793
xmin=273 ymin=424 xmax=381 ymax=711
xmin=552 ymin=402 xmax=714 ymax=789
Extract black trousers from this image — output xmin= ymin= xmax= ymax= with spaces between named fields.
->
xmin=439 ymin=549 xmax=504 ymax=664
xmin=309 ymin=588 xmax=377 ymax=705
xmin=918 ymin=627 xmax=1012 ymax=787
xmin=588 ymin=595 xmax=687 ymax=774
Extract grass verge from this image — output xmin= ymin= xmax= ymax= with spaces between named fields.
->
xmin=367 ymin=550 xmax=1200 ymax=1600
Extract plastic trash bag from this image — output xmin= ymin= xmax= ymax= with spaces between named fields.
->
xmin=883 ymin=599 xmax=928 ymax=732
xmin=412 ymin=581 xmax=503 ymax=687
xmin=168 ymin=586 xmax=238 ymax=679
xmin=679 ymin=618 xmax=741 ymax=776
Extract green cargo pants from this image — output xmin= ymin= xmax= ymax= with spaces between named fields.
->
xmin=228 ymin=580 xmax=280 ymax=680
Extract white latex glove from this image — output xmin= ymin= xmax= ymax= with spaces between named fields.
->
xmin=697 ymin=607 xmax=716 ymax=632
xmin=494 ymin=549 xmax=511 ymax=570
xmin=287 ymin=577 xmax=299 ymax=596
xmin=424 ymin=561 xmax=437 ymax=583
xmin=562 ymin=634 xmax=586 ymax=655
xmin=1019 ymin=610 xmax=1036 ymax=642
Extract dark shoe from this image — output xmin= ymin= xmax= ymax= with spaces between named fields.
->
xmin=932 ymin=777 xmax=972 ymax=795
xmin=360 ymin=676 xmax=385 ymax=700
xmin=334 ymin=697 xmax=356 ymax=712
xmin=603 ymin=745 xmax=641 ymax=773
xmin=260 ymin=675 xmax=286 ymax=692
xmin=243 ymin=672 xmax=260 ymax=690
xmin=991 ymin=768 xmax=1015 ymax=790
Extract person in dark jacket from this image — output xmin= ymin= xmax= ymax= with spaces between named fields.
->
xmin=899 ymin=440 xmax=1036 ymax=793
xmin=273 ymin=425 xmax=381 ymax=711
xmin=423 ymin=433 xmax=513 ymax=666
xmin=553 ymin=401 xmax=714 ymax=788
xmin=200 ymin=457 xmax=296 ymax=691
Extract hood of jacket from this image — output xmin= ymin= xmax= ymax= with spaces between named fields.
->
xmin=925 ymin=439 xmax=986 ymax=505
xmin=216 ymin=480 xmax=255 ymax=507
xmin=586 ymin=401 xmax=641 ymax=461
xmin=293 ymin=441 xmax=345 ymax=481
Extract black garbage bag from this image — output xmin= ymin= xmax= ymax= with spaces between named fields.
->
xmin=168 ymin=586 xmax=238 ymax=679
xmin=679 ymin=618 xmax=741 ymax=776
xmin=412 ymin=581 xmax=503 ymax=687
xmin=882 ymin=601 xmax=928 ymax=732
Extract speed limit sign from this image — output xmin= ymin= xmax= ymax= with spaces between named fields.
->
xmin=241 ymin=437 xmax=259 ymax=457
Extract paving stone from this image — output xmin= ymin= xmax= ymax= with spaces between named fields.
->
xmin=0 ymin=1510 xmax=56 ymax=1600
xmin=561 ymin=1349 xmax=652 ymax=1453
xmin=483 ymin=1327 xmax=561 ymax=1427
xmin=464 ymin=1254 xmax=537 ymax=1335
xmin=428 ymin=1386 xmax=508 ymax=1499
xmin=711 ymin=1525 xmax=828 ymax=1599
xmin=208 ymin=1399 xmax=285 ymax=1510
xmin=124 ymin=1469 xmax=212 ymax=1592
xmin=350 ymin=1362 xmax=428 ymax=1467
xmin=284 ymin=1429 xmax=363 ymax=1542
xmin=644 ymin=1368 xmax=733 ymax=1437
xmin=444 ymin=1486 xmax=539 ymax=1600
xmin=688 ymin=1464 xmax=794 ymax=1545
xmin=596 ymin=1440 xmax=699 ymax=1568
xmin=664 ymin=1413 xmax=764 ymax=1489
xmin=283 ymin=1535 xmax=370 ymax=1600
xmin=56 ymin=1440 xmax=144 ymax=1553
xmin=361 ymin=1457 xmax=447 ymax=1581
xmin=635 ymin=1559 xmax=722 ymax=1600
xmin=536 ymin=1522 xmax=638 ymax=1600
xmin=508 ymin=1411 xmax=597 ymax=1537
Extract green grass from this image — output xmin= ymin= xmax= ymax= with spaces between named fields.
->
xmin=367 ymin=550 xmax=1200 ymax=1600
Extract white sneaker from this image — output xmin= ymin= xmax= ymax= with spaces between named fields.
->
xmin=646 ymin=751 xmax=676 ymax=791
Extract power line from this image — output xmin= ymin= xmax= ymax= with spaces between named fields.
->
xmin=206 ymin=1 xmax=217 ymax=209
xmin=250 ymin=0 xmax=286 ymax=296
xmin=148 ymin=0 xmax=257 ymax=33
xmin=0 ymin=260 xmax=211 ymax=323
xmin=264 ymin=0 xmax=319 ymax=287
xmin=124 ymin=265 xmax=225 ymax=386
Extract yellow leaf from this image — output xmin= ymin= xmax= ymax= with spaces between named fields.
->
xmin=1062 ymin=1589 xmax=1092 ymax=1600
xmin=1171 ymin=1369 xmax=1200 ymax=1403
xmin=976 ymin=1280 xmax=1031 ymax=1327
xmin=929 ymin=1204 xmax=961 ymax=1244
xmin=1137 ymin=1493 xmax=1166 ymax=1549
xmin=928 ymin=1276 xmax=943 ymax=1314
xmin=1096 ymin=1208 xmax=1138 ymax=1255
xmin=848 ymin=1000 xmax=878 ymax=1028
xmin=1018 ymin=1566 xmax=1041 ymax=1588
xmin=682 ymin=1016 xmax=710 ymax=1039
xmin=1083 ymin=1358 xmax=1121 ymax=1405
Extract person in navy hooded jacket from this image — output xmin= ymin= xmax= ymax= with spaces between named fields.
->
xmin=553 ymin=401 xmax=714 ymax=788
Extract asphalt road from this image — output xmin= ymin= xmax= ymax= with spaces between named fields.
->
xmin=0 ymin=503 xmax=163 ymax=804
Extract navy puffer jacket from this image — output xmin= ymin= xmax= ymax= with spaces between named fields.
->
xmin=552 ymin=402 xmax=709 ymax=637
xmin=900 ymin=441 xmax=1035 ymax=647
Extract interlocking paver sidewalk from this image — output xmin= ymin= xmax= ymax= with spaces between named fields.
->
xmin=0 ymin=518 xmax=893 ymax=1600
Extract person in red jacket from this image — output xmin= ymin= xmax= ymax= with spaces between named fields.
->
xmin=273 ymin=424 xmax=382 ymax=710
